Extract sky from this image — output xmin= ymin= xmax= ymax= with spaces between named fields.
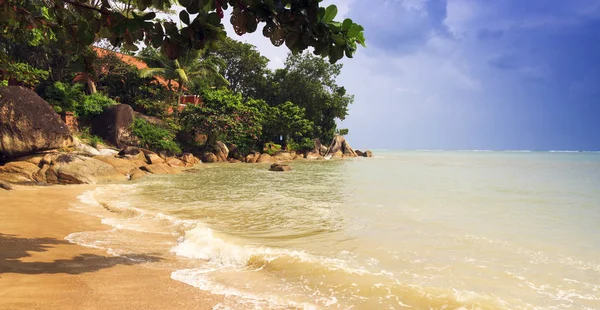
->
xmin=220 ymin=0 xmax=600 ymax=150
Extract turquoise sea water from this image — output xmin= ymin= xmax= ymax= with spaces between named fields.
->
xmin=69 ymin=151 xmax=600 ymax=309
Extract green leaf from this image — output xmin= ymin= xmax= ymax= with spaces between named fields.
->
xmin=348 ymin=24 xmax=364 ymax=37
xmin=322 ymin=5 xmax=337 ymax=23
xmin=179 ymin=10 xmax=190 ymax=25
xmin=342 ymin=18 xmax=352 ymax=31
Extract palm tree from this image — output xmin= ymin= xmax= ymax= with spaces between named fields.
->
xmin=138 ymin=47 xmax=229 ymax=93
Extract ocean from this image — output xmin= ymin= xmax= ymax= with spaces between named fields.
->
xmin=67 ymin=151 xmax=600 ymax=309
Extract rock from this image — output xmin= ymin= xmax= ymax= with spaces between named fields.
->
xmin=140 ymin=163 xmax=180 ymax=175
xmin=144 ymin=152 xmax=164 ymax=165
xmin=134 ymin=112 xmax=165 ymax=127
xmin=165 ymin=157 xmax=184 ymax=167
xmin=355 ymin=150 xmax=364 ymax=156
xmin=305 ymin=151 xmax=320 ymax=160
xmin=325 ymin=135 xmax=357 ymax=158
xmin=93 ymin=156 xmax=140 ymax=176
xmin=272 ymin=151 xmax=294 ymax=161
xmin=90 ymin=104 xmax=138 ymax=148
xmin=0 ymin=161 xmax=40 ymax=183
xmin=129 ymin=168 xmax=148 ymax=180
xmin=245 ymin=152 xmax=259 ymax=164
xmin=11 ymin=153 xmax=47 ymax=166
xmin=202 ymin=152 xmax=218 ymax=163
xmin=294 ymin=153 xmax=305 ymax=160
xmin=363 ymin=150 xmax=373 ymax=158
xmin=215 ymin=141 xmax=229 ymax=162
xmin=228 ymin=158 xmax=240 ymax=163
xmin=256 ymin=153 xmax=275 ymax=163
xmin=314 ymin=138 xmax=328 ymax=156
xmin=47 ymin=154 xmax=127 ymax=184
xmin=97 ymin=148 xmax=119 ymax=156
xmin=73 ymin=137 xmax=101 ymax=156
xmin=117 ymin=147 xmax=147 ymax=167
xmin=0 ymin=180 xmax=13 ymax=190
xmin=269 ymin=163 xmax=292 ymax=172
xmin=332 ymin=150 xmax=344 ymax=159
xmin=0 ymin=86 xmax=73 ymax=161
xmin=226 ymin=143 xmax=242 ymax=160
xmin=179 ymin=153 xmax=200 ymax=167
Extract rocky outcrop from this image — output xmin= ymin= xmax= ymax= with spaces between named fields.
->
xmin=215 ymin=141 xmax=229 ymax=162
xmin=46 ymin=154 xmax=127 ymax=184
xmin=325 ymin=135 xmax=357 ymax=158
xmin=140 ymin=163 xmax=179 ymax=175
xmin=73 ymin=138 xmax=101 ymax=156
xmin=144 ymin=152 xmax=164 ymax=165
xmin=355 ymin=150 xmax=364 ymax=156
xmin=245 ymin=152 xmax=259 ymax=163
xmin=272 ymin=151 xmax=295 ymax=162
xmin=91 ymin=104 xmax=138 ymax=148
xmin=179 ymin=153 xmax=201 ymax=167
xmin=305 ymin=151 xmax=320 ymax=160
xmin=0 ymin=161 xmax=41 ymax=183
xmin=364 ymin=150 xmax=373 ymax=158
xmin=202 ymin=152 xmax=218 ymax=163
xmin=0 ymin=86 xmax=73 ymax=161
xmin=256 ymin=153 xmax=275 ymax=163
xmin=226 ymin=143 xmax=243 ymax=160
xmin=314 ymin=138 xmax=328 ymax=156
xmin=93 ymin=155 xmax=139 ymax=176
xmin=0 ymin=180 xmax=13 ymax=190
xmin=165 ymin=157 xmax=184 ymax=167
xmin=269 ymin=163 xmax=292 ymax=172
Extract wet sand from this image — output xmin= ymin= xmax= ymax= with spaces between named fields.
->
xmin=0 ymin=185 xmax=221 ymax=310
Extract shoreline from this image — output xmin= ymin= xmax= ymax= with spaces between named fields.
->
xmin=0 ymin=185 xmax=222 ymax=310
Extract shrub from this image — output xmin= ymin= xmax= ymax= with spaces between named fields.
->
xmin=263 ymin=142 xmax=282 ymax=155
xmin=52 ymin=105 xmax=63 ymax=114
xmin=286 ymin=137 xmax=314 ymax=152
xmin=79 ymin=92 xmax=117 ymax=121
xmin=79 ymin=127 xmax=104 ymax=148
xmin=42 ymin=82 xmax=85 ymax=113
xmin=132 ymin=118 xmax=181 ymax=155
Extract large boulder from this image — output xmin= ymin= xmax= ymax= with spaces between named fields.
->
xmin=363 ymin=150 xmax=373 ymax=158
xmin=93 ymin=155 xmax=140 ymax=176
xmin=325 ymin=135 xmax=357 ymax=158
xmin=256 ymin=153 xmax=275 ymax=163
xmin=269 ymin=163 xmax=292 ymax=172
xmin=245 ymin=152 xmax=259 ymax=163
xmin=0 ymin=161 xmax=41 ymax=183
xmin=202 ymin=152 xmax=218 ymax=163
xmin=0 ymin=86 xmax=73 ymax=161
xmin=91 ymin=104 xmax=138 ymax=148
xmin=272 ymin=151 xmax=295 ymax=162
xmin=46 ymin=154 xmax=127 ymax=184
xmin=226 ymin=143 xmax=243 ymax=160
xmin=179 ymin=153 xmax=200 ymax=167
xmin=73 ymin=137 xmax=101 ymax=156
xmin=215 ymin=141 xmax=229 ymax=162
xmin=140 ymin=163 xmax=180 ymax=175
xmin=314 ymin=138 xmax=328 ymax=156
xmin=0 ymin=180 xmax=13 ymax=190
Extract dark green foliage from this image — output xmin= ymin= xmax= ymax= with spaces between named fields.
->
xmin=263 ymin=142 xmax=282 ymax=155
xmin=1 ymin=0 xmax=365 ymax=64
xmin=337 ymin=128 xmax=349 ymax=136
xmin=80 ymin=92 xmax=118 ymax=120
xmin=42 ymin=82 xmax=117 ymax=121
xmin=286 ymin=137 xmax=314 ymax=152
xmin=180 ymin=89 xmax=262 ymax=152
xmin=132 ymin=118 xmax=181 ymax=155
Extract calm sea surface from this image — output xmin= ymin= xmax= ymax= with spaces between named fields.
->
xmin=69 ymin=151 xmax=600 ymax=309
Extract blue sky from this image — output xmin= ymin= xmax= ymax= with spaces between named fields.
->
xmin=223 ymin=0 xmax=600 ymax=150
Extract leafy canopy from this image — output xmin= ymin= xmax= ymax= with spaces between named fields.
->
xmin=0 ymin=0 xmax=366 ymax=63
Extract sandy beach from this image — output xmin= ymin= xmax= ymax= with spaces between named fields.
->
xmin=0 ymin=185 xmax=221 ymax=310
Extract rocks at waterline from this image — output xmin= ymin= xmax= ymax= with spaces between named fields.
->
xmin=0 ymin=180 xmax=13 ymax=190
xmin=256 ymin=153 xmax=275 ymax=163
xmin=269 ymin=163 xmax=292 ymax=172
xmin=325 ymin=135 xmax=357 ymax=158
xmin=91 ymin=104 xmax=139 ymax=148
xmin=202 ymin=152 xmax=218 ymax=163
xmin=0 ymin=86 xmax=73 ymax=162
xmin=215 ymin=141 xmax=229 ymax=162
xmin=355 ymin=149 xmax=373 ymax=158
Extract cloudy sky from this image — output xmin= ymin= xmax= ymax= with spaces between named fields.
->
xmin=222 ymin=0 xmax=600 ymax=150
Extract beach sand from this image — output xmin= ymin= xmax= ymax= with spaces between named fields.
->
xmin=0 ymin=185 xmax=221 ymax=310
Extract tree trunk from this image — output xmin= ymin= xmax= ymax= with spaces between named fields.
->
xmin=85 ymin=74 xmax=97 ymax=94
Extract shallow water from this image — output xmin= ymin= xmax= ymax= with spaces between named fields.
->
xmin=69 ymin=151 xmax=600 ymax=309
